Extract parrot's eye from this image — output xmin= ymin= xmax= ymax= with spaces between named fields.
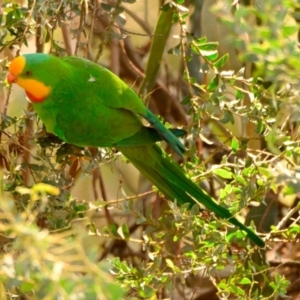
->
xmin=25 ymin=70 xmax=32 ymax=76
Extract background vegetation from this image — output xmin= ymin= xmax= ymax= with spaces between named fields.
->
xmin=0 ymin=0 xmax=300 ymax=299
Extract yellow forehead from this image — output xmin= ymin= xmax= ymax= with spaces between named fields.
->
xmin=9 ymin=56 xmax=25 ymax=76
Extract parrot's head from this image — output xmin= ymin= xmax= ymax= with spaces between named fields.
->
xmin=7 ymin=53 xmax=61 ymax=103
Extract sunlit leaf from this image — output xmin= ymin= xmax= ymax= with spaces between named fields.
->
xmin=213 ymin=54 xmax=229 ymax=69
xmin=213 ymin=169 xmax=233 ymax=179
xmin=231 ymin=137 xmax=239 ymax=152
xmin=207 ymin=76 xmax=219 ymax=92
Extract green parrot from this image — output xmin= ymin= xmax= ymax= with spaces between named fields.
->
xmin=7 ymin=53 xmax=264 ymax=247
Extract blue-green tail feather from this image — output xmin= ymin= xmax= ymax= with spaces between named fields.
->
xmin=143 ymin=109 xmax=186 ymax=156
xmin=119 ymin=144 xmax=265 ymax=247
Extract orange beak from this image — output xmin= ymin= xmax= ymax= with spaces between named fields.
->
xmin=7 ymin=72 xmax=17 ymax=84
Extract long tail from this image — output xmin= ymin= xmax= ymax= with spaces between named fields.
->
xmin=119 ymin=144 xmax=265 ymax=247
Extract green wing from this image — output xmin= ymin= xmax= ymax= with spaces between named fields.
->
xmin=61 ymin=56 xmax=185 ymax=155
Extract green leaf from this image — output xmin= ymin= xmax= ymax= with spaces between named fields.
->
xmin=190 ymin=204 xmax=200 ymax=215
xmin=109 ymin=223 xmax=119 ymax=237
xmin=239 ymin=278 xmax=252 ymax=285
xmin=167 ymin=43 xmax=181 ymax=56
xmin=199 ymin=42 xmax=219 ymax=51
xmin=138 ymin=286 xmax=155 ymax=298
xmin=117 ymin=223 xmax=130 ymax=240
xmin=258 ymin=167 xmax=273 ymax=178
xmin=220 ymin=110 xmax=234 ymax=124
xmin=213 ymin=169 xmax=233 ymax=179
xmin=20 ymin=282 xmax=35 ymax=293
xmin=235 ymin=89 xmax=244 ymax=100
xmin=220 ymin=184 xmax=232 ymax=199
xmin=166 ymin=259 xmax=181 ymax=273
xmin=234 ymin=286 xmax=245 ymax=296
xmin=289 ymin=224 xmax=300 ymax=234
xmin=236 ymin=175 xmax=247 ymax=186
xmin=207 ymin=76 xmax=219 ymax=92
xmin=231 ymin=137 xmax=239 ymax=152
xmin=136 ymin=216 xmax=147 ymax=224
xmin=282 ymin=25 xmax=298 ymax=37
xmin=255 ymin=118 xmax=264 ymax=134
xmin=180 ymin=95 xmax=191 ymax=105
xmin=193 ymin=36 xmax=207 ymax=45
xmin=282 ymin=184 xmax=295 ymax=196
xmin=213 ymin=53 xmax=229 ymax=69
xmin=201 ymin=50 xmax=218 ymax=61
xmin=198 ymin=42 xmax=219 ymax=60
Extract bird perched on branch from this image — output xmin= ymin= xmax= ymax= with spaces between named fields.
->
xmin=7 ymin=53 xmax=264 ymax=247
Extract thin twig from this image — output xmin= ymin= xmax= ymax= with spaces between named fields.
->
xmin=74 ymin=1 xmax=86 ymax=56
xmin=122 ymin=6 xmax=152 ymax=35
xmin=103 ymin=190 xmax=155 ymax=205
xmin=89 ymin=147 xmax=115 ymax=226
xmin=264 ymin=203 xmax=300 ymax=242
xmin=61 ymin=21 xmax=73 ymax=55
xmin=19 ymin=0 xmax=37 ymax=50
xmin=84 ymin=0 xmax=97 ymax=59
xmin=0 ymin=84 xmax=12 ymax=143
